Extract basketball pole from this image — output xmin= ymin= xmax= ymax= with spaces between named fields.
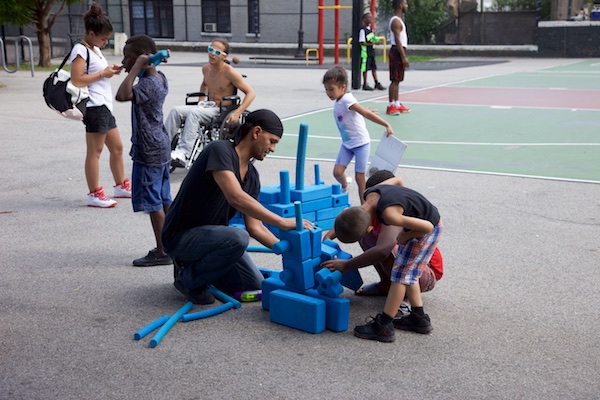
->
xmin=351 ymin=0 xmax=362 ymax=89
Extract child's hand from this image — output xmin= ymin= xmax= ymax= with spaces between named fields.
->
xmin=366 ymin=105 xmax=379 ymax=115
xmin=385 ymin=125 xmax=394 ymax=137
xmin=134 ymin=54 xmax=151 ymax=71
xmin=103 ymin=64 xmax=123 ymax=77
xmin=321 ymin=258 xmax=347 ymax=274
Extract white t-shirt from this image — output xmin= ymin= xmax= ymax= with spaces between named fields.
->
xmin=69 ymin=43 xmax=113 ymax=112
xmin=389 ymin=16 xmax=408 ymax=48
xmin=333 ymin=92 xmax=370 ymax=149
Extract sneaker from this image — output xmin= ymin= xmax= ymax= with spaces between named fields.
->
xmin=386 ymin=105 xmax=400 ymax=115
xmin=396 ymin=301 xmax=412 ymax=317
xmin=397 ymin=104 xmax=411 ymax=113
xmin=362 ymin=84 xmax=374 ymax=91
xmin=354 ymin=313 xmax=396 ymax=343
xmin=171 ymin=148 xmax=187 ymax=167
xmin=133 ymin=248 xmax=173 ymax=267
xmin=114 ymin=178 xmax=132 ymax=198
xmin=375 ymin=82 xmax=386 ymax=90
xmin=173 ymin=261 xmax=215 ymax=304
xmin=342 ymin=176 xmax=352 ymax=194
xmin=87 ymin=187 xmax=117 ymax=208
xmin=393 ymin=312 xmax=433 ymax=334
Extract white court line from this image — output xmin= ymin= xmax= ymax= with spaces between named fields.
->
xmin=282 ymin=134 xmax=600 ymax=146
xmin=268 ymin=155 xmax=600 ymax=185
xmin=366 ymin=101 xmax=600 ymax=112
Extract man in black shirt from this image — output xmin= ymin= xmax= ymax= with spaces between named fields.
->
xmin=162 ymin=109 xmax=313 ymax=304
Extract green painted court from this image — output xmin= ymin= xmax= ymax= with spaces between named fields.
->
xmin=278 ymin=59 xmax=600 ymax=183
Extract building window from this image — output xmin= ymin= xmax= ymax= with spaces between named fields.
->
xmin=130 ymin=0 xmax=174 ymax=38
xmin=202 ymin=0 xmax=231 ymax=33
xmin=248 ymin=0 xmax=259 ymax=34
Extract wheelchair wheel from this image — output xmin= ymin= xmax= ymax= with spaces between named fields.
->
xmin=218 ymin=109 xmax=248 ymax=141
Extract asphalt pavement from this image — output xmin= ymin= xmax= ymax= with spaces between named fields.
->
xmin=1 ymin=52 xmax=599 ymax=399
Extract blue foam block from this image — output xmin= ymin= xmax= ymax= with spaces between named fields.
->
xmin=305 ymin=289 xmax=350 ymax=332
xmin=259 ymin=185 xmax=280 ymax=204
xmin=269 ymin=289 xmax=326 ymax=334
xmin=317 ymin=206 xmax=346 ymax=221
xmin=316 ymin=217 xmax=335 ymax=230
xmin=301 ymin=196 xmax=334 ymax=213
xmin=320 ymin=243 xmax=337 ymax=261
xmin=280 ymin=256 xmax=320 ymax=293
xmin=290 ymin=184 xmax=333 ymax=203
xmin=261 ymin=276 xmax=287 ymax=310
xmin=331 ymin=193 xmax=349 ymax=207
xmin=277 ymin=228 xmax=312 ymax=261
xmin=266 ymin=202 xmax=295 ymax=217
xmin=309 ymin=227 xmax=323 ymax=259
xmin=340 ymin=269 xmax=363 ymax=291
xmin=314 ymin=268 xmax=343 ymax=298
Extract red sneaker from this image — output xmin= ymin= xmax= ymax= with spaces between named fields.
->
xmin=397 ymin=104 xmax=411 ymax=113
xmin=385 ymin=105 xmax=400 ymax=115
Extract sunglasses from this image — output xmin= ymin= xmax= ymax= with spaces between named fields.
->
xmin=207 ymin=46 xmax=227 ymax=57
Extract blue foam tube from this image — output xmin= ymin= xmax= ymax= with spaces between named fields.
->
xmin=208 ymin=286 xmax=242 ymax=309
xmin=314 ymin=164 xmax=321 ymax=185
xmin=272 ymin=240 xmax=290 ymax=255
xmin=280 ymin=170 xmax=290 ymax=204
xmin=134 ymin=314 xmax=169 ymax=340
xmin=294 ymin=201 xmax=303 ymax=231
xmin=295 ymin=123 xmax=308 ymax=190
xmin=181 ymin=303 xmax=234 ymax=322
xmin=138 ymin=49 xmax=170 ymax=77
xmin=246 ymin=245 xmax=274 ymax=253
xmin=149 ymin=301 xmax=193 ymax=348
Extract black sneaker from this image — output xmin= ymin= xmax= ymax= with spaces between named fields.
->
xmin=362 ymin=84 xmax=374 ymax=91
xmin=173 ymin=279 xmax=215 ymax=305
xmin=393 ymin=312 xmax=433 ymax=334
xmin=133 ymin=249 xmax=173 ymax=267
xmin=375 ymin=82 xmax=386 ymax=90
xmin=353 ymin=314 xmax=396 ymax=343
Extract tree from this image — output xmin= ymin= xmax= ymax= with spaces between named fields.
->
xmin=0 ymin=0 xmax=82 ymax=67
xmin=376 ymin=0 xmax=449 ymax=44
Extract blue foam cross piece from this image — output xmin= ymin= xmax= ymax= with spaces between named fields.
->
xmin=314 ymin=268 xmax=343 ymax=298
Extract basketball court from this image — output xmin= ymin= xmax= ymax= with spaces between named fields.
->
xmin=277 ymin=59 xmax=600 ymax=183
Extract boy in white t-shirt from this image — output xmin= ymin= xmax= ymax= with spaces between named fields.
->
xmin=322 ymin=65 xmax=394 ymax=202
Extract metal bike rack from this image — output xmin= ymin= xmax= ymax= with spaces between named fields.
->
xmin=0 ymin=35 xmax=35 ymax=77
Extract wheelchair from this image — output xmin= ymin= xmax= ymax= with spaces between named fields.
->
xmin=169 ymin=92 xmax=247 ymax=172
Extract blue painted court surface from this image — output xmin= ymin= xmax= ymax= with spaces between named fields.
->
xmin=279 ymin=59 xmax=600 ymax=183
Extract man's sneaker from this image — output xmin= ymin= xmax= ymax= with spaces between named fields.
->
xmin=114 ymin=178 xmax=132 ymax=198
xmin=386 ymin=105 xmax=400 ymax=115
xmin=87 ymin=187 xmax=117 ymax=208
xmin=133 ymin=248 xmax=173 ymax=267
xmin=393 ymin=312 xmax=433 ymax=334
xmin=375 ymin=82 xmax=386 ymax=90
xmin=173 ymin=280 xmax=216 ymax=305
xmin=354 ymin=313 xmax=396 ymax=342
xmin=396 ymin=301 xmax=412 ymax=317
xmin=362 ymin=84 xmax=374 ymax=91
xmin=397 ymin=104 xmax=411 ymax=113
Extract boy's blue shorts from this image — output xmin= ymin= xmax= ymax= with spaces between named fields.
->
xmin=131 ymin=162 xmax=172 ymax=213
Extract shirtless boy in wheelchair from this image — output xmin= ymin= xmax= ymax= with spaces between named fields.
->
xmin=165 ymin=38 xmax=255 ymax=170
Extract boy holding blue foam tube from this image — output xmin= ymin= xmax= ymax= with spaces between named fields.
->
xmin=116 ymin=35 xmax=173 ymax=267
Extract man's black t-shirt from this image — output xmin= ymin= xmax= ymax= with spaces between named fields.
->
xmin=161 ymin=140 xmax=260 ymax=252
xmin=364 ymin=185 xmax=440 ymax=227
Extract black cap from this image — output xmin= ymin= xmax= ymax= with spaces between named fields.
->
xmin=245 ymin=109 xmax=284 ymax=137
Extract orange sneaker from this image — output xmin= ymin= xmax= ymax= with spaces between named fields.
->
xmin=397 ymin=104 xmax=411 ymax=113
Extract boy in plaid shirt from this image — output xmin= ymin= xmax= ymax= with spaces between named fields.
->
xmin=322 ymin=184 xmax=442 ymax=342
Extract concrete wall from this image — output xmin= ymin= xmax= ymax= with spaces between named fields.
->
xmin=458 ymin=11 xmax=538 ymax=45
xmin=537 ymin=21 xmax=600 ymax=57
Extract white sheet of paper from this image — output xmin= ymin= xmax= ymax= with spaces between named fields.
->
xmin=368 ymin=132 xmax=408 ymax=177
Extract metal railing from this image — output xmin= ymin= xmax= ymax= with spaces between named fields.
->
xmin=0 ymin=35 xmax=35 ymax=77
